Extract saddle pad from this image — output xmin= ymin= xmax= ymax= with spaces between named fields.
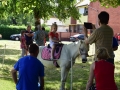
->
xmin=41 ymin=45 xmax=63 ymax=60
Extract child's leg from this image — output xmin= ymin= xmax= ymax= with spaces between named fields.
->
xmin=26 ymin=45 xmax=29 ymax=55
xmin=51 ymin=44 xmax=56 ymax=59
xmin=21 ymin=48 xmax=24 ymax=57
xmin=25 ymin=48 xmax=27 ymax=56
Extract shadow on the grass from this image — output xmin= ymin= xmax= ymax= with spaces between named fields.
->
xmin=44 ymin=61 xmax=91 ymax=90
xmin=0 ymin=55 xmax=119 ymax=90
xmin=44 ymin=57 xmax=120 ymax=90
xmin=0 ymin=58 xmax=17 ymax=77
xmin=0 ymin=57 xmax=18 ymax=65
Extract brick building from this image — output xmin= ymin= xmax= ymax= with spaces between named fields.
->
xmin=88 ymin=1 xmax=120 ymax=35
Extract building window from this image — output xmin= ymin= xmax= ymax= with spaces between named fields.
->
xmin=83 ymin=7 xmax=88 ymax=16
xmin=77 ymin=0 xmax=81 ymax=3
xmin=79 ymin=8 xmax=84 ymax=14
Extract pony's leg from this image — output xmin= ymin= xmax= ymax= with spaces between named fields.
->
xmin=60 ymin=66 xmax=70 ymax=90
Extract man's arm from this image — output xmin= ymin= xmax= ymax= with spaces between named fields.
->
xmin=85 ymin=29 xmax=98 ymax=45
xmin=83 ymin=24 xmax=97 ymax=45
xmin=39 ymin=77 xmax=44 ymax=90
xmin=11 ymin=68 xmax=18 ymax=84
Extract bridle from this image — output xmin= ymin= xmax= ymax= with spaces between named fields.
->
xmin=79 ymin=41 xmax=88 ymax=56
xmin=80 ymin=49 xmax=88 ymax=55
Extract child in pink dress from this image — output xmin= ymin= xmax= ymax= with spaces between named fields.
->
xmin=20 ymin=30 xmax=27 ymax=57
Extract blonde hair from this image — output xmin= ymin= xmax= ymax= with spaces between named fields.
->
xmin=95 ymin=47 xmax=110 ymax=60
xmin=51 ymin=22 xmax=58 ymax=31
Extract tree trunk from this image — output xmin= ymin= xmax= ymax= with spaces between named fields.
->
xmin=33 ymin=7 xmax=41 ymax=29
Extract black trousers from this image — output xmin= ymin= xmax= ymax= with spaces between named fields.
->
xmin=107 ymin=58 xmax=114 ymax=64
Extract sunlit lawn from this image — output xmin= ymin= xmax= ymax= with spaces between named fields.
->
xmin=0 ymin=40 xmax=120 ymax=90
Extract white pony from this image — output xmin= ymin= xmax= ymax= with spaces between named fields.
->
xmin=37 ymin=40 xmax=89 ymax=90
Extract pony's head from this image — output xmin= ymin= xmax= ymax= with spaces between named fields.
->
xmin=79 ymin=40 xmax=89 ymax=63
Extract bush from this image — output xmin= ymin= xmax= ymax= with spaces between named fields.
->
xmin=0 ymin=25 xmax=26 ymax=39
xmin=0 ymin=25 xmax=50 ymax=40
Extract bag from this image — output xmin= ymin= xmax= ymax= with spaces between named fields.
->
xmin=89 ymin=84 xmax=96 ymax=90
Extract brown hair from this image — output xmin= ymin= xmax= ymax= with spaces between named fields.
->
xmin=29 ymin=44 xmax=39 ymax=53
xmin=21 ymin=30 xmax=25 ymax=35
xmin=95 ymin=47 xmax=110 ymax=60
xmin=98 ymin=11 xmax=109 ymax=24
xmin=27 ymin=25 xmax=31 ymax=28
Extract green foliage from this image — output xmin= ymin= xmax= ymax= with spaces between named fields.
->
xmin=0 ymin=25 xmax=50 ymax=39
xmin=0 ymin=25 xmax=26 ymax=39
xmin=0 ymin=0 xmax=81 ymax=21
xmin=90 ymin=0 xmax=120 ymax=7
xmin=0 ymin=13 xmax=35 ymax=25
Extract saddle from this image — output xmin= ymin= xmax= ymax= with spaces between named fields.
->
xmin=41 ymin=43 xmax=63 ymax=60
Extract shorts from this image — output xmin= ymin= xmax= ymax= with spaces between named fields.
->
xmin=26 ymin=40 xmax=33 ymax=50
xmin=26 ymin=40 xmax=33 ymax=45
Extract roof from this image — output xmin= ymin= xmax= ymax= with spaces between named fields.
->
xmin=75 ymin=0 xmax=90 ymax=7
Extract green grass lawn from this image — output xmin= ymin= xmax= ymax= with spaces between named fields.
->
xmin=0 ymin=40 xmax=120 ymax=90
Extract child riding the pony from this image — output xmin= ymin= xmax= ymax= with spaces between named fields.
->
xmin=49 ymin=22 xmax=61 ymax=60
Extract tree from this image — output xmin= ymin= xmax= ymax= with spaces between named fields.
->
xmin=90 ymin=0 xmax=120 ymax=7
xmin=0 ymin=0 xmax=80 ymax=27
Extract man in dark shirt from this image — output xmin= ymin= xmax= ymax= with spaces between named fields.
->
xmin=25 ymin=25 xmax=34 ymax=53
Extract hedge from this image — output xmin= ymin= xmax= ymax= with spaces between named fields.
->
xmin=0 ymin=25 xmax=50 ymax=40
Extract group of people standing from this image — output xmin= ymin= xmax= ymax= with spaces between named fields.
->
xmin=20 ymin=25 xmax=48 ymax=57
xmin=20 ymin=22 xmax=60 ymax=60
